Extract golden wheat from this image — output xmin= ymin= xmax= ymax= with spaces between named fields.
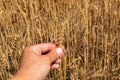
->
xmin=0 ymin=0 xmax=120 ymax=80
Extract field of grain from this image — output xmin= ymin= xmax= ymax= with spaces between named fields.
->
xmin=0 ymin=0 xmax=120 ymax=80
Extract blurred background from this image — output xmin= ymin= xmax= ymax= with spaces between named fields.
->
xmin=0 ymin=0 xmax=120 ymax=80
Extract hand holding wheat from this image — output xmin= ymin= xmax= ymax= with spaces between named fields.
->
xmin=10 ymin=43 xmax=64 ymax=80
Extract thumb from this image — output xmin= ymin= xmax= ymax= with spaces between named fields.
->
xmin=46 ymin=48 xmax=64 ymax=63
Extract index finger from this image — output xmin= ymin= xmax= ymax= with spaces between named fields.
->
xmin=34 ymin=43 xmax=57 ymax=53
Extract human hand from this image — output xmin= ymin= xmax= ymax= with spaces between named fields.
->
xmin=10 ymin=43 xmax=64 ymax=80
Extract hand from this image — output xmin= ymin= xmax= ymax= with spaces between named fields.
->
xmin=10 ymin=43 xmax=64 ymax=80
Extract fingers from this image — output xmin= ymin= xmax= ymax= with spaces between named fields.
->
xmin=51 ymin=59 xmax=61 ymax=69
xmin=51 ymin=64 xmax=60 ymax=69
xmin=46 ymin=48 xmax=64 ymax=64
xmin=33 ymin=43 xmax=57 ymax=54
xmin=54 ymin=58 xmax=61 ymax=64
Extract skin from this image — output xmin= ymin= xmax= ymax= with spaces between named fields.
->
xmin=10 ymin=43 xmax=64 ymax=80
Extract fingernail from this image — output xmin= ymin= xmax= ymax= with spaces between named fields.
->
xmin=56 ymin=48 xmax=63 ymax=56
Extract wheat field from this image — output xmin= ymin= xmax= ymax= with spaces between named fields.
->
xmin=0 ymin=0 xmax=120 ymax=80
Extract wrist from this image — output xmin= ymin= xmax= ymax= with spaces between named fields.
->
xmin=10 ymin=71 xmax=44 ymax=80
xmin=9 ymin=70 xmax=34 ymax=80
xmin=10 ymin=74 xmax=32 ymax=80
